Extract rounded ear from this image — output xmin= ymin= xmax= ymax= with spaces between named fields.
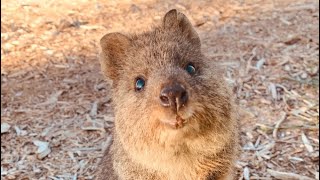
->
xmin=99 ymin=33 xmax=131 ymax=80
xmin=163 ymin=9 xmax=200 ymax=46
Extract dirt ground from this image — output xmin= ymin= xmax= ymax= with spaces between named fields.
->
xmin=1 ymin=0 xmax=319 ymax=179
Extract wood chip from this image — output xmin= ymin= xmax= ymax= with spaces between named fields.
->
xmin=267 ymin=169 xmax=313 ymax=180
xmin=256 ymin=58 xmax=265 ymax=70
xmin=284 ymin=37 xmax=301 ymax=45
xmin=301 ymin=132 xmax=314 ymax=153
xmin=102 ymin=135 xmax=113 ymax=152
xmin=243 ymin=166 xmax=250 ymax=180
xmin=89 ymin=100 xmax=99 ymax=117
xmin=81 ymin=115 xmax=105 ymax=132
xmin=37 ymin=90 xmax=64 ymax=106
xmin=268 ymin=83 xmax=278 ymax=100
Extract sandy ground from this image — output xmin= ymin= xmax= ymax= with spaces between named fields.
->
xmin=1 ymin=0 xmax=319 ymax=179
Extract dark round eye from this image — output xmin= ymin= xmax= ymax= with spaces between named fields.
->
xmin=135 ymin=77 xmax=145 ymax=91
xmin=185 ymin=63 xmax=196 ymax=75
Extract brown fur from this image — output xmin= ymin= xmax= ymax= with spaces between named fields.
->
xmin=96 ymin=9 xmax=239 ymax=180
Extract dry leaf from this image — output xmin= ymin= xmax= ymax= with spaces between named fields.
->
xmin=33 ymin=140 xmax=51 ymax=159
xmin=14 ymin=126 xmax=28 ymax=136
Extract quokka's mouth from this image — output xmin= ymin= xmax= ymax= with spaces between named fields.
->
xmin=160 ymin=115 xmax=188 ymax=129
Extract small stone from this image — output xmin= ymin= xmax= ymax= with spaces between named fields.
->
xmin=1 ymin=123 xmax=11 ymax=133
xmin=284 ymin=64 xmax=291 ymax=71
xmin=300 ymin=72 xmax=308 ymax=79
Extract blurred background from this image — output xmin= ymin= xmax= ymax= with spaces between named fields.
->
xmin=1 ymin=0 xmax=319 ymax=179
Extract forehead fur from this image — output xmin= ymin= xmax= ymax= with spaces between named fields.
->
xmin=125 ymin=27 xmax=202 ymax=69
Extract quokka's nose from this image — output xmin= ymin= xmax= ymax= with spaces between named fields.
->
xmin=159 ymin=83 xmax=188 ymax=111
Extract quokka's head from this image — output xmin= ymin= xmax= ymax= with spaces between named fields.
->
xmin=100 ymin=9 xmax=234 ymax=145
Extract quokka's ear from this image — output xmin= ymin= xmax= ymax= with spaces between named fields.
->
xmin=99 ymin=33 xmax=131 ymax=80
xmin=163 ymin=9 xmax=200 ymax=46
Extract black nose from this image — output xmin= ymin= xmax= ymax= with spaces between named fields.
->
xmin=160 ymin=84 xmax=188 ymax=111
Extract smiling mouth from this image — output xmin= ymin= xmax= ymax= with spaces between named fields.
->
xmin=160 ymin=115 xmax=187 ymax=129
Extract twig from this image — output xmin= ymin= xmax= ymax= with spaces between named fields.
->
xmin=273 ymin=111 xmax=287 ymax=139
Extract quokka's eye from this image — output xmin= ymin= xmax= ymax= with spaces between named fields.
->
xmin=185 ymin=63 xmax=196 ymax=75
xmin=135 ymin=77 xmax=145 ymax=91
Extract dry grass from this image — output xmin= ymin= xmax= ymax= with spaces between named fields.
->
xmin=1 ymin=0 xmax=319 ymax=179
